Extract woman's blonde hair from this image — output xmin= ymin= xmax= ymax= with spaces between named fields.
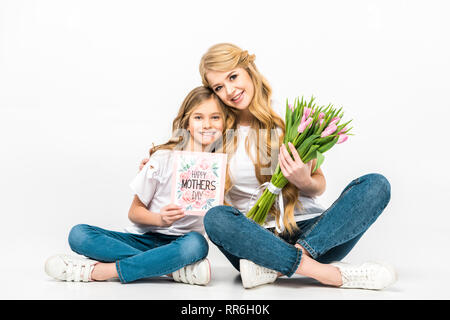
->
xmin=150 ymin=86 xmax=237 ymax=160
xmin=199 ymin=43 xmax=301 ymax=235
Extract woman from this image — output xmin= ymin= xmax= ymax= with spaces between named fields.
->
xmin=198 ymin=43 xmax=396 ymax=290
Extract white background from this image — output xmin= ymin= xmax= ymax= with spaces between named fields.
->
xmin=1 ymin=0 xmax=449 ymax=299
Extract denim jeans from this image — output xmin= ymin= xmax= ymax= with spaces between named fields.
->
xmin=204 ymin=173 xmax=391 ymax=277
xmin=68 ymin=224 xmax=209 ymax=283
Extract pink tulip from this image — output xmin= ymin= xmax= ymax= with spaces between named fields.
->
xmin=329 ymin=117 xmax=340 ymax=126
xmin=318 ymin=112 xmax=325 ymax=120
xmin=303 ymin=107 xmax=312 ymax=119
xmin=338 ymin=126 xmax=348 ymax=135
xmin=337 ymin=134 xmax=348 ymax=144
xmin=298 ymin=117 xmax=313 ymax=133
xmin=320 ymin=123 xmax=337 ymax=137
xmin=288 ymin=103 xmax=294 ymax=112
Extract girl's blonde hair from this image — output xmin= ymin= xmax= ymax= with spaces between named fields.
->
xmin=199 ymin=43 xmax=301 ymax=235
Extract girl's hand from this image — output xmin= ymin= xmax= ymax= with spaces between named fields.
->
xmin=158 ymin=204 xmax=185 ymax=227
xmin=278 ymin=142 xmax=313 ymax=191
xmin=139 ymin=158 xmax=149 ymax=171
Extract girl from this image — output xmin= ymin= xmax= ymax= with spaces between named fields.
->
xmin=197 ymin=43 xmax=396 ymax=290
xmin=45 ymin=86 xmax=236 ymax=285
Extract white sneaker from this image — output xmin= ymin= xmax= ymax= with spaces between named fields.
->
xmin=331 ymin=261 xmax=397 ymax=290
xmin=172 ymin=259 xmax=211 ymax=286
xmin=239 ymin=259 xmax=278 ymax=289
xmin=45 ymin=254 xmax=97 ymax=282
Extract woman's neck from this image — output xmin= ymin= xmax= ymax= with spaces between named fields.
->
xmin=238 ymin=108 xmax=254 ymax=126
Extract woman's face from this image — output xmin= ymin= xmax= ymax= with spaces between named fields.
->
xmin=187 ymin=97 xmax=224 ymax=151
xmin=206 ymin=67 xmax=255 ymax=111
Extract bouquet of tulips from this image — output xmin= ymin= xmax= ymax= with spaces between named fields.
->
xmin=246 ymin=96 xmax=353 ymax=227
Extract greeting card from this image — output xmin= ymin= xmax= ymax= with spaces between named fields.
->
xmin=171 ymin=151 xmax=227 ymax=215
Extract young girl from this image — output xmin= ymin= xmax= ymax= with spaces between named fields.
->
xmin=196 ymin=43 xmax=396 ymax=290
xmin=45 ymin=86 xmax=236 ymax=285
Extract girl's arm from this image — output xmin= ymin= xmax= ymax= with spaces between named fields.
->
xmin=128 ymin=195 xmax=185 ymax=227
xmin=128 ymin=195 xmax=163 ymax=226
xmin=139 ymin=158 xmax=149 ymax=171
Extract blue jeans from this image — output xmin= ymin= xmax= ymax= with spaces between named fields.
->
xmin=68 ymin=224 xmax=209 ymax=283
xmin=204 ymin=173 xmax=391 ymax=277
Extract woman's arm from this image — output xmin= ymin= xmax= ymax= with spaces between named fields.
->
xmin=278 ymin=142 xmax=326 ymax=197
xmin=298 ymin=159 xmax=326 ymax=197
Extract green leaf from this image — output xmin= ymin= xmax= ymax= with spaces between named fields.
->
xmin=336 ymin=119 xmax=353 ymax=133
xmin=303 ymin=144 xmax=320 ymax=163
xmin=318 ymin=136 xmax=339 ymax=153
xmin=307 ymin=96 xmax=315 ymax=108
xmin=297 ymin=134 xmax=320 ymax=159
xmin=285 ymin=98 xmax=292 ymax=136
xmin=313 ymin=151 xmax=325 ymax=173
xmin=315 ymin=135 xmax=335 ymax=146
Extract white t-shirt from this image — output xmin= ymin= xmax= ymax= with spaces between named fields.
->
xmin=125 ymin=149 xmax=204 ymax=236
xmin=224 ymin=99 xmax=326 ymax=228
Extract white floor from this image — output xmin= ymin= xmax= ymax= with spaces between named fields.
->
xmin=2 ymin=235 xmax=449 ymax=300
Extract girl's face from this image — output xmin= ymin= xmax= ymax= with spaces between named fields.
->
xmin=206 ymin=67 xmax=255 ymax=111
xmin=187 ymin=98 xmax=224 ymax=151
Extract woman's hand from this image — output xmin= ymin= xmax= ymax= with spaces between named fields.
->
xmin=278 ymin=142 xmax=313 ymax=191
xmin=158 ymin=204 xmax=185 ymax=227
xmin=139 ymin=158 xmax=149 ymax=171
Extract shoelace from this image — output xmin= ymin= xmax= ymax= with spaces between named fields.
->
xmin=341 ymin=266 xmax=376 ymax=287
xmin=254 ymin=265 xmax=277 ymax=280
xmin=63 ymin=258 xmax=92 ymax=282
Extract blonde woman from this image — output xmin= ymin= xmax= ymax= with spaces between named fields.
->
xmin=45 ymin=86 xmax=236 ymax=284
xmin=198 ymin=43 xmax=396 ymax=290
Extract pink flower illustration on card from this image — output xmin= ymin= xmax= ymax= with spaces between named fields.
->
xmin=194 ymin=198 xmax=206 ymax=209
xmin=180 ymin=171 xmax=191 ymax=181
xmin=181 ymin=189 xmax=195 ymax=205
xmin=203 ymin=189 xmax=216 ymax=200
xmin=199 ymin=158 xmax=209 ymax=170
